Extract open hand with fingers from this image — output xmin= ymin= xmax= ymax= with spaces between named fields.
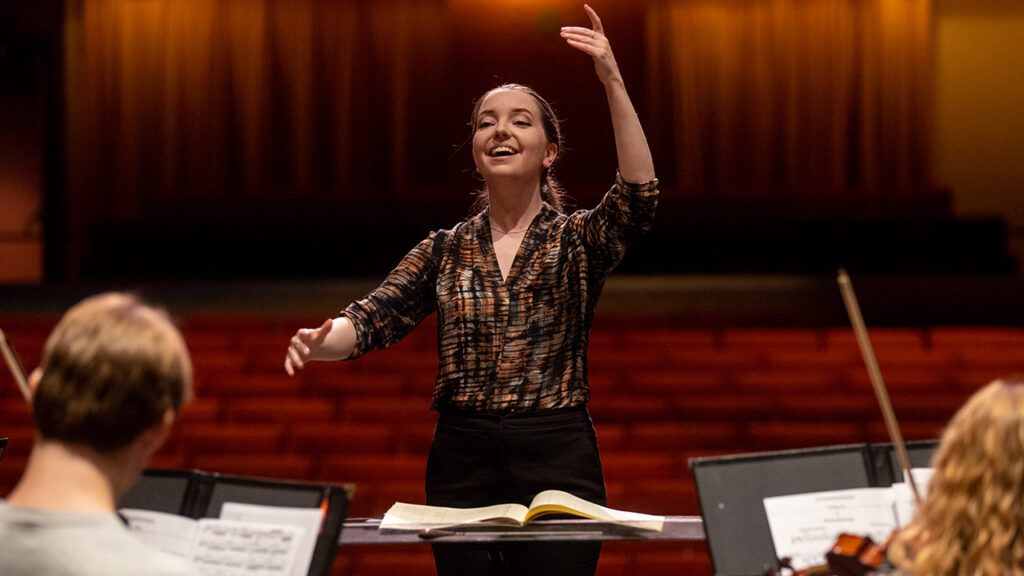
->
xmin=560 ymin=4 xmax=622 ymax=86
xmin=284 ymin=318 xmax=333 ymax=375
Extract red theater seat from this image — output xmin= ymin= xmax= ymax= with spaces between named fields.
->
xmin=587 ymin=395 xmax=675 ymax=422
xmin=0 ymin=403 xmax=33 ymax=426
xmin=176 ymin=423 xmax=285 ymax=454
xmin=601 ymin=452 xmax=676 ymax=482
xmin=176 ymin=397 xmax=221 ymax=424
xmin=616 ymin=478 xmax=697 ymax=516
xmin=341 ymin=397 xmax=436 ymax=426
xmin=734 ymin=368 xmax=838 ymax=393
xmin=674 ymin=393 xmax=777 ymax=421
xmin=0 ymin=426 xmax=37 ymax=459
xmin=320 ymin=454 xmax=426 ymax=485
xmin=0 ymin=456 xmax=27 ymax=494
xmin=629 ymin=422 xmax=742 ymax=451
xmin=722 ymin=328 xmax=823 ymax=349
xmin=200 ymin=373 xmax=305 ymax=397
xmin=304 ymin=370 xmax=406 ymax=397
xmin=778 ymin=393 xmax=881 ymax=422
xmin=191 ymin=454 xmax=314 ymax=480
xmin=747 ymin=421 xmax=862 ymax=450
xmin=224 ymin=397 xmax=336 ymax=423
xmin=288 ymin=423 xmax=394 ymax=455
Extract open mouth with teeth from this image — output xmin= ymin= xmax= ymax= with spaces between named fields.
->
xmin=489 ymin=146 xmax=518 ymax=157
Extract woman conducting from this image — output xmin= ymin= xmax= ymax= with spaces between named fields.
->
xmin=285 ymin=5 xmax=657 ymax=575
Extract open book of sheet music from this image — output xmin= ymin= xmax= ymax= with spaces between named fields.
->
xmin=121 ymin=502 xmax=324 ymax=576
xmin=380 ymin=489 xmax=665 ymax=532
xmin=763 ymin=468 xmax=934 ymax=571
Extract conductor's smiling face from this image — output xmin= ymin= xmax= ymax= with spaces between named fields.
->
xmin=472 ymin=88 xmax=557 ymax=183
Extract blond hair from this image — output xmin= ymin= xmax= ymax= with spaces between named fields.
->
xmin=889 ymin=378 xmax=1024 ymax=576
xmin=32 ymin=292 xmax=192 ymax=452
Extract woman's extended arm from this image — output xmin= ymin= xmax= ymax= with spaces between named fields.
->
xmin=560 ymin=4 xmax=656 ymax=184
xmin=284 ymin=230 xmax=445 ymax=375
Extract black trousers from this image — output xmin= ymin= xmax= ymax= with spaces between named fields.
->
xmin=425 ymin=406 xmax=607 ymax=576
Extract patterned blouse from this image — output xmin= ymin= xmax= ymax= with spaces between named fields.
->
xmin=341 ymin=173 xmax=659 ymax=413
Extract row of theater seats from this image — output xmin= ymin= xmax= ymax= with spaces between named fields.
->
xmin=2 ymin=312 xmax=1023 ymax=575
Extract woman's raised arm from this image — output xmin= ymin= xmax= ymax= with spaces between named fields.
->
xmin=560 ymin=4 xmax=656 ymax=184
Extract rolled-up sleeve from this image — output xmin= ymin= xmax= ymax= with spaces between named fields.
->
xmin=578 ymin=172 xmax=659 ymax=274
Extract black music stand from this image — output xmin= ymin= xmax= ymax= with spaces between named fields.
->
xmin=868 ymin=439 xmax=939 ymax=486
xmin=691 ymin=444 xmax=878 ymax=576
xmin=690 ymin=441 xmax=938 ymax=576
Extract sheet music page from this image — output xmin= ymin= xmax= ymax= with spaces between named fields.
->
xmin=121 ymin=508 xmax=198 ymax=559
xmin=380 ymin=501 xmax=530 ymax=529
xmin=526 ymin=490 xmax=665 ymax=530
xmin=219 ymin=502 xmax=324 ymax=576
xmin=122 ymin=507 xmax=305 ymax=576
xmin=190 ymin=518 xmax=302 ymax=576
xmin=763 ymin=487 xmax=898 ymax=571
xmin=893 ymin=467 xmax=934 ymax=527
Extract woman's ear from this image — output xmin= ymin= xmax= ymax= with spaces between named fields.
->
xmin=543 ymin=143 xmax=557 ymax=168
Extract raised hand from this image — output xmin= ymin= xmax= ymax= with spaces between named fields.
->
xmin=561 ymin=4 xmax=655 ymax=184
xmin=560 ymin=4 xmax=622 ymax=86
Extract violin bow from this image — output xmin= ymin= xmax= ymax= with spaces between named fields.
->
xmin=837 ymin=269 xmax=923 ymax=505
xmin=0 ymin=327 xmax=32 ymax=404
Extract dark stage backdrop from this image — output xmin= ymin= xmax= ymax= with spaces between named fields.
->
xmin=50 ymin=0 xmax=1013 ymax=280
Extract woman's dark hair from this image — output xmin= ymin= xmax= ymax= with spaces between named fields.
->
xmin=469 ymin=83 xmax=569 ymax=214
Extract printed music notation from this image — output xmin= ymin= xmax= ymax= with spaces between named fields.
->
xmin=121 ymin=502 xmax=324 ymax=576
xmin=762 ymin=469 xmax=933 ymax=572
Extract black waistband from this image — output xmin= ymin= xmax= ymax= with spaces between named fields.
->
xmin=437 ymin=404 xmax=587 ymax=422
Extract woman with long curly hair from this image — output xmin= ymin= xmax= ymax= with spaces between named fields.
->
xmin=888 ymin=378 xmax=1024 ymax=576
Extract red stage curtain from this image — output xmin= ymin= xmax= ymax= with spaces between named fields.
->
xmin=63 ymin=0 xmax=448 ymax=214
xmin=645 ymin=0 xmax=933 ymax=198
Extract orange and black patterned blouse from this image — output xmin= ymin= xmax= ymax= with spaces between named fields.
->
xmin=341 ymin=173 xmax=659 ymax=414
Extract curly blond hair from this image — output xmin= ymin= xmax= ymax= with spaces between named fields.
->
xmin=888 ymin=378 xmax=1024 ymax=576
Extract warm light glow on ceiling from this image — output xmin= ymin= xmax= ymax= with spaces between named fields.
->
xmin=450 ymin=0 xmax=573 ymax=6
xmin=448 ymin=0 xmax=582 ymax=15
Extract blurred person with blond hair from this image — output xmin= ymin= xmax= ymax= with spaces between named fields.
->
xmin=889 ymin=377 xmax=1024 ymax=576
xmin=0 ymin=292 xmax=195 ymax=576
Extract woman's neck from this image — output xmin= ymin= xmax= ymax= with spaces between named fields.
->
xmin=487 ymin=178 xmax=544 ymax=233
